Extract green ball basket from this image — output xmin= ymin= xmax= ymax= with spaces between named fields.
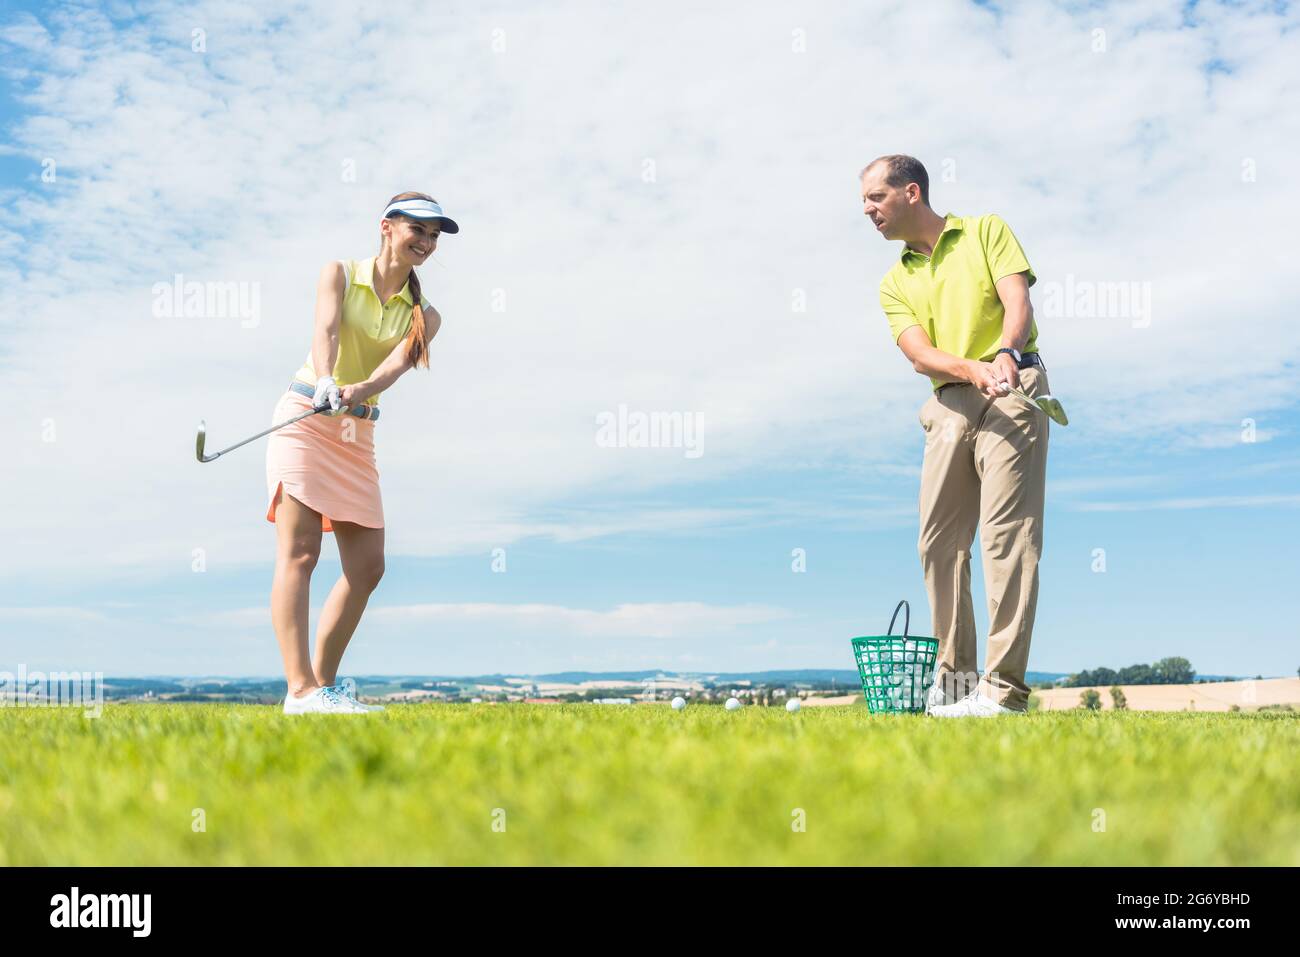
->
xmin=851 ymin=600 xmax=938 ymax=714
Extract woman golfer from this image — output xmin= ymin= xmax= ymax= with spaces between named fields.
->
xmin=266 ymin=191 xmax=457 ymax=714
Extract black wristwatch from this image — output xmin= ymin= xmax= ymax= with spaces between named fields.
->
xmin=996 ymin=347 xmax=1021 ymax=364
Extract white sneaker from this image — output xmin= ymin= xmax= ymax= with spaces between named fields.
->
xmin=925 ymin=674 xmax=956 ymax=713
xmin=282 ymin=686 xmax=370 ymax=715
xmin=928 ymin=690 xmax=1024 ymax=718
xmin=337 ymin=682 xmax=385 ymax=712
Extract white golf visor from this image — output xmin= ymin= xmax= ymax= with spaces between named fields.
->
xmin=382 ymin=198 xmax=459 ymax=233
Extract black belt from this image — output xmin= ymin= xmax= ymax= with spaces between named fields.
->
xmin=937 ymin=352 xmax=1045 ymax=396
xmin=1017 ymin=352 xmax=1046 ymax=372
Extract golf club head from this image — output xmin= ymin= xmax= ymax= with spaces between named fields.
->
xmin=196 ymin=420 xmax=219 ymax=463
xmin=1034 ymin=394 xmax=1069 ymax=427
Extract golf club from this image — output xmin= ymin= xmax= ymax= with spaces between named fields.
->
xmin=1000 ymin=384 xmax=1069 ymax=426
xmin=196 ymin=400 xmax=340 ymax=463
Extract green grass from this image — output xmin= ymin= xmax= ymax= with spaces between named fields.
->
xmin=2 ymin=703 xmax=1297 ymax=865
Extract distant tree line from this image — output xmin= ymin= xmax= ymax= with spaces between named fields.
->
xmin=1065 ymin=657 xmax=1195 ymax=688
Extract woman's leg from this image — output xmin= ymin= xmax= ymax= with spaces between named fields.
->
xmin=313 ymin=520 xmax=385 ymax=686
xmin=270 ymin=487 xmax=324 ymax=697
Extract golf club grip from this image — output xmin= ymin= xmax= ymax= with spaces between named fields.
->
xmin=888 ymin=600 xmax=910 ymax=637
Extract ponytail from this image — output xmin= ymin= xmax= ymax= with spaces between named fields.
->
xmin=404 ymin=268 xmax=429 ymax=370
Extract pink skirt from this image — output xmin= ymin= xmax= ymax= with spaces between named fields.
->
xmin=265 ymin=390 xmax=383 ymax=533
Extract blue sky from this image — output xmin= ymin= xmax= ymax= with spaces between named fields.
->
xmin=1 ymin=0 xmax=1297 ymax=680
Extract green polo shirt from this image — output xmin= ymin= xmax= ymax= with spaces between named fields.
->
xmin=878 ymin=213 xmax=1038 ymax=392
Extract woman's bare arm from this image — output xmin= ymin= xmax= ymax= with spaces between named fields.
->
xmin=309 ymin=262 xmax=347 ymax=380
xmin=351 ymin=306 xmax=443 ymax=403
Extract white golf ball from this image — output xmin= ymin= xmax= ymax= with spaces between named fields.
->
xmin=671 ymin=696 xmax=686 ymax=710
xmin=725 ymin=697 xmax=741 ymax=711
xmin=786 ymin=698 xmax=801 ymax=713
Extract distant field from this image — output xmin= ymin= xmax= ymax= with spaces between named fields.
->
xmin=2 ymin=703 xmax=1296 ymax=866
xmin=1034 ymin=677 xmax=1300 ymax=712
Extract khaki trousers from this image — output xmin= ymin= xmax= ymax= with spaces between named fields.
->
xmin=917 ymin=365 xmax=1051 ymax=711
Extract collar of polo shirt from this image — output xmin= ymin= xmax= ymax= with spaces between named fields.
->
xmin=901 ymin=212 xmax=963 ymax=262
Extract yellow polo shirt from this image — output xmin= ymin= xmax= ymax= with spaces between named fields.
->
xmin=878 ymin=213 xmax=1038 ymax=392
xmin=294 ymin=257 xmax=430 ymax=407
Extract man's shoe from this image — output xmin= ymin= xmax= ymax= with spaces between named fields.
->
xmin=925 ymin=679 xmax=951 ymax=713
xmin=924 ymin=672 xmax=964 ymax=713
xmin=928 ymin=690 xmax=1025 ymax=718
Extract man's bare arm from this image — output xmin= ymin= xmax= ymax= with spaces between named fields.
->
xmin=896 ymin=325 xmax=972 ymax=385
xmin=896 ymin=272 xmax=1034 ymax=394
xmin=897 ymin=325 xmax=1014 ymax=396
xmin=979 ymin=271 xmax=1034 ymax=394
xmin=995 ymin=272 xmax=1033 ymax=353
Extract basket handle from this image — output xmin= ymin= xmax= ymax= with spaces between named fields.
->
xmin=887 ymin=600 xmax=910 ymax=637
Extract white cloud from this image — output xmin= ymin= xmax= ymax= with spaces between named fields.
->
xmin=177 ymin=600 xmax=792 ymax=640
xmin=0 ymin=0 xmax=1297 ymax=581
xmin=0 ymin=606 xmax=109 ymax=622
xmin=1073 ymin=493 xmax=1300 ymax=512
xmin=375 ymin=601 xmax=793 ymax=639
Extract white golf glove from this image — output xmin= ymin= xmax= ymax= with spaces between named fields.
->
xmin=313 ymin=375 xmax=343 ymax=415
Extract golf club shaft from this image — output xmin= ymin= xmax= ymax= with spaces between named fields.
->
xmin=997 ymin=385 xmax=1047 ymax=416
xmin=203 ymin=403 xmax=333 ymax=461
xmin=1004 ymin=386 xmax=1042 ymax=414
xmin=1000 ymin=384 xmax=1068 ymax=426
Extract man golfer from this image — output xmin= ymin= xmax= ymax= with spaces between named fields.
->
xmin=861 ymin=155 xmax=1052 ymax=717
